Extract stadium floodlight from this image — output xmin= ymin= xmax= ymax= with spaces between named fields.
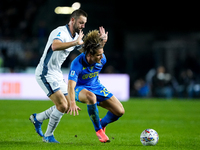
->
xmin=55 ymin=2 xmax=81 ymax=14
xmin=55 ymin=7 xmax=73 ymax=14
xmin=72 ymin=2 xmax=81 ymax=10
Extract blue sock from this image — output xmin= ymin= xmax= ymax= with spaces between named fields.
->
xmin=100 ymin=111 xmax=120 ymax=127
xmin=87 ymin=103 xmax=102 ymax=132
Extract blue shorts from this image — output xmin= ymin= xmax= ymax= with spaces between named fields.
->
xmin=75 ymin=84 xmax=113 ymax=105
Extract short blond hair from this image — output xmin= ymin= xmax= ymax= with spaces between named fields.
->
xmin=82 ymin=30 xmax=103 ymax=55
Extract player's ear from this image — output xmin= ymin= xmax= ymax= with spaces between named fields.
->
xmin=88 ymin=51 xmax=93 ymax=57
xmin=71 ymin=17 xmax=75 ymax=23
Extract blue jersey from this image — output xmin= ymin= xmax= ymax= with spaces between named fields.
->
xmin=68 ymin=52 xmax=113 ymax=103
xmin=68 ymin=52 xmax=106 ymax=88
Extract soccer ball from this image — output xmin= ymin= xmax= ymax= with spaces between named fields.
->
xmin=140 ymin=129 xmax=159 ymax=146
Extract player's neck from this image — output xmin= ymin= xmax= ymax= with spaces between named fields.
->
xmin=68 ymin=24 xmax=75 ymax=37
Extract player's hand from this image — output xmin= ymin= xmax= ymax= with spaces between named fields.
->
xmin=76 ymin=30 xmax=84 ymax=45
xmin=67 ymin=102 xmax=81 ymax=116
xmin=99 ymin=26 xmax=108 ymax=43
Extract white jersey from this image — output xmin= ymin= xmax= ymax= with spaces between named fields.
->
xmin=35 ymin=25 xmax=81 ymax=79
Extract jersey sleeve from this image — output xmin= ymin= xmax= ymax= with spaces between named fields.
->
xmin=51 ymin=28 xmax=66 ymax=43
xmin=68 ymin=58 xmax=82 ymax=83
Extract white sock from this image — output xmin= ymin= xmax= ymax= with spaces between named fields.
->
xmin=36 ymin=105 xmax=56 ymax=123
xmin=44 ymin=107 xmax=64 ymax=137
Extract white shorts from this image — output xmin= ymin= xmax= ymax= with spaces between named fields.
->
xmin=35 ymin=74 xmax=68 ymax=97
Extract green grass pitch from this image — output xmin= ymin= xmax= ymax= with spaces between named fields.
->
xmin=0 ymin=98 xmax=200 ymax=150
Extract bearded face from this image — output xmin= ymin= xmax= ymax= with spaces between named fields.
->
xmin=73 ymin=15 xmax=87 ymax=33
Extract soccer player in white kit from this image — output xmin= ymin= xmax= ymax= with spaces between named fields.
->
xmin=29 ymin=9 xmax=87 ymax=143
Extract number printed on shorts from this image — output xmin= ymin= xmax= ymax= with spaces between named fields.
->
xmin=100 ymin=88 xmax=110 ymax=97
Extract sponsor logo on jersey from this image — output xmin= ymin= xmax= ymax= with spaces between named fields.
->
xmin=82 ymin=71 xmax=99 ymax=79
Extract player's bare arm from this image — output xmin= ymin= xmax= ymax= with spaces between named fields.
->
xmin=52 ymin=30 xmax=84 ymax=51
xmin=67 ymin=80 xmax=81 ymax=116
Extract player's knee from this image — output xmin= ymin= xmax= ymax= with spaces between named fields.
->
xmin=117 ymin=106 xmax=125 ymax=117
xmin=56 ymin=101 xmax=68 ymax=113
xmin=86 ymin=91 xmax=96 ymax=104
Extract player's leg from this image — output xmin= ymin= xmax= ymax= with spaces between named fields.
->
xmin=30 ymin=75 xmax=57 ymax=137
xmin=35 ymin=105 xmax=56 ymax=122
xmin=32 ymin=79 xmax=68 ymax=124
xmin=29 ymin=105 xmax=56 ymax=137
xmin=99 ymin=95 xmax=125 ymax=129
xmin=78 ymin=89 xmax=102 ymax=131
xmin=43 ymin=78 xmax=70 ymax=143
xmin=43 ymin=90 xmax=68 ymax=143
xmin=36 ymin=88 xmax=69 ymax=121
xmin=31 ymin=75 xmax=69 ymax=142
xmin=77 ymin=88 xmax=109 ymax=142
xmin=35 ymin=79 xmax=69 ymax=124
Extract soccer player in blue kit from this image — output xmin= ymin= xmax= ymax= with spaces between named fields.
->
xmin=67 ymin=30 xmax=125 ymax=143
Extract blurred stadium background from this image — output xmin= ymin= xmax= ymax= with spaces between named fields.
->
xmin=0 ymin=0 xmax=200 ymax=100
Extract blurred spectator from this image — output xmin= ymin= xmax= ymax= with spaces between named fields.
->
xmin=145 ymin=68 xmax=156 ymax=96
xmin=133 ymin=78 xmax=150 ymax=97
xmin=151 ymin=66 xmax=174 ymax=99
xmin=176 ymin=69 xmax=200 ymax=98
xmin=1 ymin=47 xmax=16 ymax=72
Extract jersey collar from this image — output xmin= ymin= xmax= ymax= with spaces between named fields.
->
xmin=66 ymin=24 xmax=75 ymax=39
